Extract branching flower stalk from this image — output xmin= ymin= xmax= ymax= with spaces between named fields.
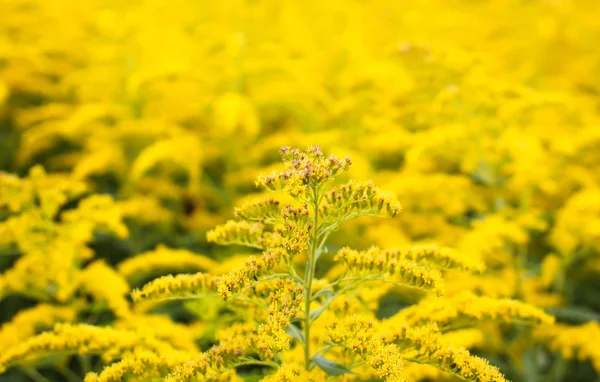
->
xmin=249 ymin=146 xmax=400 ymax=370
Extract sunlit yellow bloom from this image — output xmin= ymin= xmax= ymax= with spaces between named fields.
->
xmin=130 ymin=133 xmax=203 ymax=192
xmin=116 ymin=196 xmax=173 ymax=225
xmin=116 ymin=314 xmax=200 ymax=352
xmin=79 ymin=260 xmax=131 ymax=318
xmin=61 ymin=194 xmax=129 ymax=239
xmin=550 ymin=188 xmax=600 ymax=256
xmin=132 ymin=273 xmax=220 ymax=303
xmin=335 ymin=247 xmax=445 ymax=296
xmin=387 ymin=292 xmax=554 ymax=331
xmin=0 ymin=324 xmax=175 ymax=373
xmin=217 ymin=249 xmax=286 ymax=300
xmin=213 ymin=92 xmax=261 ymax=137
xmin=84 ymin=350 xmax=194 ymax=382
xmin=536 ymin=322 xmax=600 ymax=372
xmin=327 ymin=317 xmax=406 ymax=382
xmin=261 ymin=364 xmax=316 ymax=381
xmin=0 ymin=304 xmax=77 ymax=352
xmin=207 ymin=220 xmax=267 ymax=249
xmin=390 ymin=323 xmax=508 ymax=382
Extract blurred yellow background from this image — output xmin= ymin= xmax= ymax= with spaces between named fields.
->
xmin=1 ymin=0 xmax=600 ymax=381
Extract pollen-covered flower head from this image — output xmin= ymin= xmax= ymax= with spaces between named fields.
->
xmin=256 ymin=146 xmax=352 ymax=196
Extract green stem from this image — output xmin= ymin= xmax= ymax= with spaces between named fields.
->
xmin=204 ymin=359 xmax=278 ymax=381
xmin=304 ymin=186 xmax=320 ymax=370
xmin=514 ymin=244 xmax=526 ymax=300
xmin=22 ymin=368 xmax=50 ymax=382
xmin=79 ymin=354 xmax=91 ymax=375
xmin=59 ymin=365 xmax=83 ymax=382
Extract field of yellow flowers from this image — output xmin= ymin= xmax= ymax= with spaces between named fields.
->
xmin=1 ymin=0 xmax=600 ymax=381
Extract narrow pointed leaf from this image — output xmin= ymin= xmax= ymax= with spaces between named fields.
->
xmin=313 ymin=355 xmax=355 ymax=376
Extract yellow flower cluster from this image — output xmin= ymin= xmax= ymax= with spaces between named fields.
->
xmin=216 ymin=249 xmax=285 ymax=300
xmin=261 ymin=364 xmax=316 ymax=382
xmin=322 ymin=180 xmax=402 ymax=222
xmin=115 ymin=314 xmax=200 ymax=352
xmin=388 ymin=292 xmax=554 ymax=331
xmin=0 ymin=304 xmax=77 ymax=352
xmin=550 ymin=188 xmax=600 ymax=257
xmin=234 ymin=198 xmax=282 ymax=223
xmin=0 ymin=167 xmax=127 ymax=302
xmin=398 ymin=244 xmax=485 ymax=272
xmin=536 ymin=322 xmax=600 ymax=372
xmin=254 ymin=280 xmax=304 ymax=359
xmin=131 ymin=272 xmax=220 ymax=302
xmin=78 ymin=260 xmax=131 ymax=318
xmin=275 ymin=205 xmax=312 ymax=256
xmin=334 ymin=247 xmax=446 ymax=296
xmin=327 ymin=317 xmax=406 ymax=382
xmin=154 ymin=281 xmax=303 ymax=381
xmin=256 ymin=146 xmax=352 ymax=196
xmin=207 ymin=220 xmax=267 ymax=249
xmin=390 ymin=323 xmax=507 ymax=382
xmin=0 ymin=323 xmax=175 ymax=372
xmin=84 ymin=350 xmax=193 ymax=382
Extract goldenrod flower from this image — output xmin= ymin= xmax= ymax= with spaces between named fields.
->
xmin=61 ymin=194 xmax=129 ymax=239
xmin=0 ymin=304 xmax=76 ymax=352
xmin=207 ymin=220 xmax=267 ymax=249
xmin=256 ymin=146 xmax=351 ymax=196
xmin=389 ymin=323 xmax=508 ymax=382
xmin=116 ymin=195 xmax=173 ymax=225
xmin=84 ymin=350 xmax=195 ymax=382
xmin=261 ymin=364 xmax=316 ymax=381
xmin=254 ymin=280 xmax=303 ymax=359
xmin=536 ymin=322 xmax=600 ymax=372
xmin=234 ymin=198 xmax=282 ymax=223
xmin=550 ymin=188 xmax=600 ymax=256
xmin=132 ymin=273 xmax=220 ymax=303
xmin=78 ymin=260 xmax=131 ymax=318
xmin=322 ymin=180 xmax=401 ymax=221
xmin=387 ymin=292 xmax=554 ymax=331
xmin=335 ymin=247 xmax=445 ymax=296
xmin=116 ymin=314 xmax=200 ymax=352
xmin=0 ymin=324 xmax=175 ymax=373
xmin=217 ymin=249 xmax=286 ymax=300
xmin=327 ymin=317 xmax=406 ymax=382
xmin=395 ymin=244 xmax=484 ymax=272
xmin=130 ymin=133 xmax=203 ymax=192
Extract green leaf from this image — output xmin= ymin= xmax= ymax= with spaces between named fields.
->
xmin=315 ymin=249 xmax=323 ymax=262
xmin=309 ymin=303 xmax=329 ymax=322
xmin=304 ymin=261 xmax=312 ymax=279
xmin=312 ymin=288 xmax=334 ymax=300
xmin=286 ymin=324 xmax=305 ymax=344
xmin=546 ymin=306 xmax=600 ymax=324
xmin=312 ymin=355 xmax=355 ymax=376
xmin=310 ymin=293 xmax=336 ymax=322
xmin=521 ymin=349 xmax=540 ymax=382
